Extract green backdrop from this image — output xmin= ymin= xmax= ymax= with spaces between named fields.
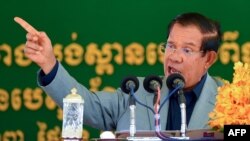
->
xmin=1 ymin=0 xmax=250 ymax=140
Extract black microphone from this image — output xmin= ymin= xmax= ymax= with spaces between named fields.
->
xmin=166 ymin=73 xmax=186 ymax=104
xmin=143 ymin=75 xmax=163 ymax=93
xmin=120 ymin=76 xmax=139 ymax=137
xmin=166 ymin=73 xmax=187 ymax=137
xmin=143 ymin=75 xmax=163 ymax=107
xmin=166 ymin=73 xmax=185 ymax=89
xmin=120 ymin=76 xmax=139 ymax=94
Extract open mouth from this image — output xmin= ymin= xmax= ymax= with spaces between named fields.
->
xmin=168 ymin=66 xmax=181 ymax=74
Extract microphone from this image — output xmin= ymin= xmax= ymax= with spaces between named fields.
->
xmin=143 ymin=75 xmax=163 ymax=107
xmin=120 ymin=76 xmax=139 ymax=137
xmin=143 ymin=75 xmax=163 ymax=93
xmin=166 ymin=73 xmax=185 ymax=89
xmin=166 ymin=73 xmax=187 ymax=138
xmin=120 ymin=76 xmax=139 ymax=94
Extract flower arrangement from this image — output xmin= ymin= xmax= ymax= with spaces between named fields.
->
xmin=208 ymin=61 xmax=250 ymax=131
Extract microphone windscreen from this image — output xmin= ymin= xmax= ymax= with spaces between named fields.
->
xmin=143 ymin=75 xmax=162 ymax=93
xmin=166 ymin=73 xmax=185 ymax=89
xmin=120 ymin=76 xmax=139 ymax=94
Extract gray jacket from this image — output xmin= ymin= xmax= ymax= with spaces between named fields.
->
xmin=38 ymin=63 xmax=223 ymax=132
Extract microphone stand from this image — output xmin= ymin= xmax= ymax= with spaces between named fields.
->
xmin=129 ymin=89 xmax=136 ymax=138
xmin=178 ymin=89 xmax=188 ymax=138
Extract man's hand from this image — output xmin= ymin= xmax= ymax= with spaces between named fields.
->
xmin=14 ymin=17 xmax=56 ymax=74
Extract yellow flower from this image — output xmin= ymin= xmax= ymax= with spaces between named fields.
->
xmin=208 ymin=61 xmax=250 ymax=131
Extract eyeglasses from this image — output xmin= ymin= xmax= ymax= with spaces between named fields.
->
xmin=160 ymin=42 xmax=204 ymax=57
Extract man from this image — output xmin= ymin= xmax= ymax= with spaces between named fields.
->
xmin=16 ymin=12 xmax=223 ymax=132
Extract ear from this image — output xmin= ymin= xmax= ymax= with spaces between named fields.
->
xmin=205 ymin=51 xmax=217 ymax=69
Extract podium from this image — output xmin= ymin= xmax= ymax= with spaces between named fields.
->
xmin=91 ymin=129 xmax=223 ymax=141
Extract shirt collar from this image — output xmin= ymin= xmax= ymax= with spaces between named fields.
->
xmin=192 ymin=73 xmax=207 ymax=99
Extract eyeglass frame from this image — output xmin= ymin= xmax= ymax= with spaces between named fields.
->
xmin=160 ymin=42 xmax=205 ymax=57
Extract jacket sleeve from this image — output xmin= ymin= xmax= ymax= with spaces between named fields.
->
xmin=37 ymin=62 xmax=129 ymax=130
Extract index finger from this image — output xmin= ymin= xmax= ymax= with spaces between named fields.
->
xmin=14 ymin=17 xmax=39 ymax=35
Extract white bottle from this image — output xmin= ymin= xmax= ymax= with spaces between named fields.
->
xmin=62 ymin=88 xmax=84 ymax=141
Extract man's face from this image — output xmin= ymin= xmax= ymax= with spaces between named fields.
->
xmin=164 ymin=23 xmax=209 ymax=90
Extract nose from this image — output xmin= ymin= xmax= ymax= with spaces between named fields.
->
xmin=168 ymin=50 xmax=183 ymax=63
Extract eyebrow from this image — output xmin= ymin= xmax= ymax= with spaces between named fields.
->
xmin=167 ymin=40 xmax=197 ymax=48
xmin=184 ymin=42 xmax=197 ymax=47
xmin=166 ymin=41 xmax=174 ymax=44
